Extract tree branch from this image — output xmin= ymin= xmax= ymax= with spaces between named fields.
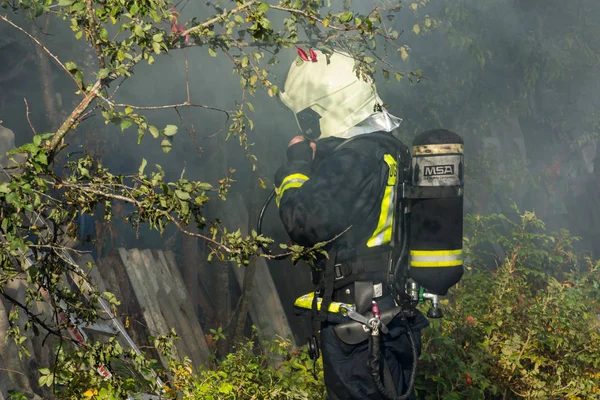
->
xmin=23 ymin=98 xmax=38 ymax=136
xmin=269 ymin=4 xmax=354 ymax=32
xmin=46 ymin=78 xmax=102 ymax=153
xmin=181 ymin=0 xmax=259 ymax=37
xmin=99 ymin=97 xmax=230 ymax=115
xmin=0 ymin=289 xmax=62 ymax=337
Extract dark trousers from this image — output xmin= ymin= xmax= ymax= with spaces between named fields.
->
xmin=320 ymin=301 xmax=428 ymax=400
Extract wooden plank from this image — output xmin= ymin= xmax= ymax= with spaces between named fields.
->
xmin=222 ymin=194 xmax=295 ymax=346
xmin=155 ymin=286 xmax=194 ymax=364
xmin=155 ymin=250 xmax=187 ymax=303
xmin=118 ymin=248 xmax=171 ymax=363
xmin=97 ymin=250 xmax=154 ymax=354
xmin=161 ymin=251 xmax=211 ymax=365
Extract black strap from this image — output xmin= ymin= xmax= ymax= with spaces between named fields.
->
xmin=354 ymin=281 xmax=374 ymax=314
xmin=331 ymin=252 xmax=390 ymax=290
xmin=317 ymin=256 xmax=337 ymax=322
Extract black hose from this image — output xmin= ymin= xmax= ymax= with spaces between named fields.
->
xmin=256 ymin=189 xmax=289 ymax=261
xmin=369 ymin=321 xmax=418 ymax=400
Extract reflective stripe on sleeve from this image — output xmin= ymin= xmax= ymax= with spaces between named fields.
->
xmin=367 ymin=154 xmax=397 ymax=248
xmin=410 ymin=249 xmax=463 ymax=267
xmin=276 ymin=173 xmax=309 ymax=207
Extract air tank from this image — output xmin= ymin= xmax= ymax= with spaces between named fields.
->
xmin=408 ymin=129 xmax=464 ymax=295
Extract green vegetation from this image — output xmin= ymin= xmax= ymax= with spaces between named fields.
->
xmin=417 ymin=210 xmax=600 ymax=399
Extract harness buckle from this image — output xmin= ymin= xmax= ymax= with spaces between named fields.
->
xmin=334 ymin=263 xmax=344 ymax=280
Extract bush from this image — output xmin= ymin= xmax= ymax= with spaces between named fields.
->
xmin=167 ymin=335 xmax=326 ymax=400
xmin=416 ymin=210 xmax=600 ymax=399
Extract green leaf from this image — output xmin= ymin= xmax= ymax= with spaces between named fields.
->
xmin=35 ymin=153 xmax=48 ymax=166
xmin=99 ymin=28 xmax=108 ymax=41
xmin=175 ymin=190 xmax=190 ymax=200
xmin=65 ymin=61 xmax=77 ymax=71
xmin=339 ymin=12 xmax=353 ymax=23
xmin=57 ymin=0 xmax=74 ymax=6
xmin=257 ymin=2 xmax=270 ymax=13
xmin=139 ymin=158 xmax=147 ymax=175
xmin=0 ymin=182 xmax=10 ymax=194
xmin=98 ymin=68 xmax=110 ymax=79
xmin=208 ymin=47 xmax=217 ymax=57
xmin=268 ymin=85 xmax=279 ymax=97
xmin=134 ymin=24 xmax=144 ymax=37
xmin=120 ymin=119 xmax=132 ymax=131
xmin=149 ymin=125 xmax=160 ymax=138
xmin=163 ymin=125 xmax=178 ymax=137
xmin=33 ymin=135 xmax=43 ymax=147
xmin=161 ymin=139 xmax=172 ymax=154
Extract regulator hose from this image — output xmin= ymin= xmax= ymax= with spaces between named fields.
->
xmin=256 ymin=188 xmax=289 ymax=260
xmin=369 ymin=320 xmax=418 ymax=400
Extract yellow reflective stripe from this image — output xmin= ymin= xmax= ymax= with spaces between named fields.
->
xmin=276 ymin=173 xmax=309 ymax=207
xmin=281 ymin=173 xmax=310 ymax=185
xmin=410 ymin=249 xmax=463 ymax=268
xmin=293 ymin=292 xmax=353 ymax=313
xmin=384 ymin=154 xmax=397 ymax=185
xmin=367 ymin=154 xmax=397 ymax=248
xmin=411 ymin=260 xmax=463 ymax=267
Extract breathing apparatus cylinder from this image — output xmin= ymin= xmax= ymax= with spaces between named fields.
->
xmin=408 ymin=129 xmax=464 ymax=297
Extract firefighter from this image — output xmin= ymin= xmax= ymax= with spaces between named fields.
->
xmin=274 ymin=48 xmax=430 ymax=400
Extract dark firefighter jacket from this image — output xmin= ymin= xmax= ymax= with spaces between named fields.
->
xmin=274 ymin=131 xmax=403 ymax=264
xmin=275 ymin=132 xmax=429 ymax=400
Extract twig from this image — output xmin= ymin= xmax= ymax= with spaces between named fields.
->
xmin=52 ymin=334 xmax=64 ymax=394
xmin=100 ymin=98 xmax=230 ymax=115
xmin=23 ymin=98 xmax=38 ymax=135
xmin=174 ymin=107 xmax=202 ymax=154
xmin=184 ymin=48 xmax=190 ymax=103
xmin=509 ymin=329 xmax=532 ymax=378
xmin=0 ymin=367 xmax=26 ymax=376
xmin=269 ymin=4 xmax=354 ymax=32
xmin=62 ymin=183 xmax=234 ymax=252
xmin=0 ymin=289 xmax=62 ymax=337
xmin=181 ymin=0 xmax=259 ymax=37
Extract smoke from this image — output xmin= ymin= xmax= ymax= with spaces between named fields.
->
xmin=1 ymin=0 xmax=599 ymax=342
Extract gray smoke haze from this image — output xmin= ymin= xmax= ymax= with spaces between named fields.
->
xmin=1 ymin=0 xmax=599 ymax=340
